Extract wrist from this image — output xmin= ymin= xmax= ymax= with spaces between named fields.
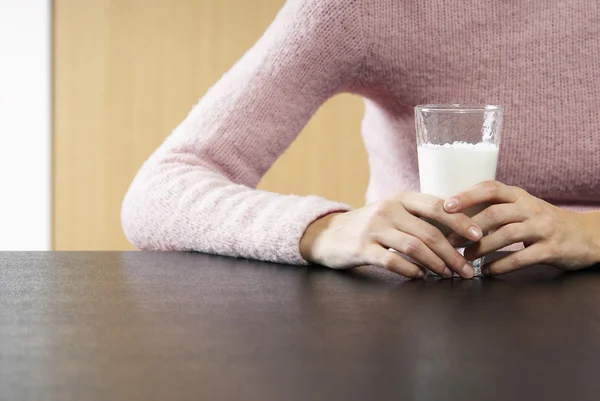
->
xmin=590 ymin=212 xmax=600 ymax=263
xmin=300 ymin=212 xmax=344 ymax=263
xmin=577 ymin=211 xmax=600 ymax=264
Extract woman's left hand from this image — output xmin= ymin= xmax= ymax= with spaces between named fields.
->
xmin=444 ymin=181 xmax=600 ymax=275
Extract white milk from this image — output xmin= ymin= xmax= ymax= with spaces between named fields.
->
xmin=418 ymin=141 xmax=499 ymax=275
xmin=418 ymin=141 xmax=499 ymax=200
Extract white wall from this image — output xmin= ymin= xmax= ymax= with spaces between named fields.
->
xmin=0 ymin=0 xmax=51 ymax=250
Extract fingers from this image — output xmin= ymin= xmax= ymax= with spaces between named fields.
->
xmin=464 ymin=222 xmax=542 ymax=261
xmin=400 ymin=192 xmax=483 ymax=243
xmin=390 ymin=217 xmax=473 ymax=278
xmin=481 ymin=244 xmax=550 ymax=276
xmin=372 ymin=229 xmax=454 ymax=278
xmin=368 ymin=245 xmax=426 ymax=279
xmin=447 ymin=203 xmax=529 ymax=248
xmin=444 ymin=181 xmax=523 ymax=213
xmin=471 ymin=203 xmax=528 ymax=233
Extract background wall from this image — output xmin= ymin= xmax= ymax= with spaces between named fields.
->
xmin=0 ymin=0 xmax=51 ymax=250
xmin=53 ymin=0 xmax=369 ymax=250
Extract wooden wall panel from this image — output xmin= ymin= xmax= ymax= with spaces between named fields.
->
xmin=53 ymin=0 xmax=368 ymax=250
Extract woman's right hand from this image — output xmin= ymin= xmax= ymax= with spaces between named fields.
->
xmin=300 ymin=192 xmax=484 ymax=279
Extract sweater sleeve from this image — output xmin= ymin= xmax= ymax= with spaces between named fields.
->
xmin=121 ymin=0 xmax=365 ymax=264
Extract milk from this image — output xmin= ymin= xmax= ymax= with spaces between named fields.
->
xmin=418 ymin=141 xmax=499 ymax=235
xmin=418 ymin=141 xmax=499 ymax=199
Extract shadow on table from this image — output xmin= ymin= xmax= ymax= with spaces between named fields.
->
xmin=334 ymin=251 xmax=600 ymax=290
xmin=180 ymin=250 xmax=600 ymax=297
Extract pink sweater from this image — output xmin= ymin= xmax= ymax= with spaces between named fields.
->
xmin=122 ymin=0 xmax=600 ymax=264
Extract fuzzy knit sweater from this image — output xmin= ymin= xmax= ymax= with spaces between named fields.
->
xmin=121 ymin=0 xmax=600 ymax=264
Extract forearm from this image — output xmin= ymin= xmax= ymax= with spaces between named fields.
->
xmin=122 ymin=0 xmax=364 ymax=263
xmin=122 ymin=161 xmax=351 ymax=264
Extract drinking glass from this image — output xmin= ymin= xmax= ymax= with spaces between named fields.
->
xmin=415 ymin=104 xmax=504 ymax=277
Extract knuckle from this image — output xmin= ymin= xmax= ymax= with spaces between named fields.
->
xmin=380 ymin=251 xmax=399 ymax=271
xmin=537 ymin=216 xmax=556 ymax=237
xmin=451 ymin=253 xmax=465 ymax=270
xmin=348 ymin=247 xmax=364 ymax=263
xmin=347 ymin=240 xmax=371 ymax=264
xmin=484 ymin=205 xmax=501 ymax=223
xmin=422 ymin=228 xmax=443 ymax=246
xmin=501 ymin=225 xmax=518 ymax=242
xmin=482 ymin=181 xmax=500 ymax=197
xmin=432 ymin=261 xmax=447 ymax=273
xmin=529 ymin=203 xmax=543 ymax=215
xmin=511 ymin=252 xmax=524 ymax=267
xmin=359 ymin=225 xmax=376 ymax=241
xmin=426 ymin=197 xmax=445 ymax=216
xmin=371 ymin=200 xmax=395 ymax=218
xmin=365 ymin=229 xmax=379 ymax=242
xmin=401 ymin=238 xmax=422 ymax=256
xmin=513 ymin=186 xmax=529 ymax=197
xmin=541 ymin=246 xmax=558 ymax=262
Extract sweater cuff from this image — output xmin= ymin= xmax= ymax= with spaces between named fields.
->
xmin=275 ymin=196 xmax=352 ymax=265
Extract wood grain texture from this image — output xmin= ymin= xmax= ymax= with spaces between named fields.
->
xmin=52 ymin=0 xmax=368 ymax=250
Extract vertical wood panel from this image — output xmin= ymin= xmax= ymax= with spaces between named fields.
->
xmin=53 ymin=0 xmax=368 ymax=250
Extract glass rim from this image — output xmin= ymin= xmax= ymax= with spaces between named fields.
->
xmin=416 ymin=104 xmax=503 ymax=113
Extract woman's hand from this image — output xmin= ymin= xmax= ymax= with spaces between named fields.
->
xmin=300 ymin=192 xmax=484 ymax=279
xmin=444 ymin=181 xmax=600 ymax=275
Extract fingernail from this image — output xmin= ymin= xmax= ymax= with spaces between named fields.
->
xmin=418 ymin=270 xmax=426 ymax=278
xmin=462 ymin=264 xmax=474 ymax=279
xmin=468 ymin=226 xmax=483 ymax=240
xmin=481 ymin=267 xmax=491 ymax=276
xmin=443 ymin=267 xmax=453 ymax=278
xmin=445 ymin=198 xmax=459 ymax=211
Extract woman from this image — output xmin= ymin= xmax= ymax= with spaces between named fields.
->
xmin=121 ymin=0 xmax=600 ymax=279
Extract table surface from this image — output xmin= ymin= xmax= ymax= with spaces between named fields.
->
xmin=2 ymin=252 xmax=600 ymax=401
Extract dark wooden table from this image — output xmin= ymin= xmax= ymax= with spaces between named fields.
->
xmin=1 ymin=252 xmax=600 ymax=401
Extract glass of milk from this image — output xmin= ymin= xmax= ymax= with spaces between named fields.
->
xmin=415 ymin=104 xmax=504 ymax=277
